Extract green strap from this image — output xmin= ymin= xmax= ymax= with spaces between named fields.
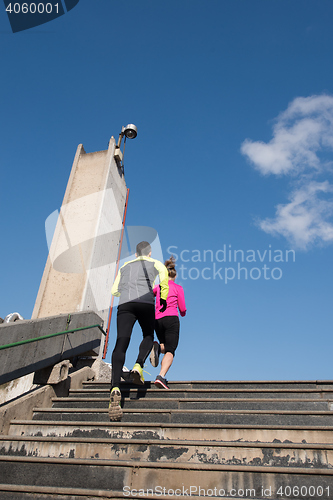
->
xmin=0 ymin=324 xmax=106 ymax=351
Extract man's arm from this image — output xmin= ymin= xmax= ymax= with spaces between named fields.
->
xmin=111 ymin=269 xmax=122 ymax=297
xmin=153 ymin=259 xmax=169 ymax=300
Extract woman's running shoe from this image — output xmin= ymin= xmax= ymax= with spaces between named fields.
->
xmin=108 ymin=387 xmax=122 ymax=421
xmin=150 ymin=341 xmax=161 ymax=367
xmin=154 ymin=375 xmax=169 ymax=390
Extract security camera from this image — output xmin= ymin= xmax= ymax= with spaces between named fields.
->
xmin=114 ymin=123 xmax=138 ymax=169
xmin=123 ymin=124 xmax=137 ymax=140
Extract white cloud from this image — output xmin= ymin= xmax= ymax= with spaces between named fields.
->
xmin=241 ymin=95 xmax=333 ymax=176
xmin=241 ymin=95 xmax=333 ymax=249
xmin=259 ymin=182 xmax=333 ymax=249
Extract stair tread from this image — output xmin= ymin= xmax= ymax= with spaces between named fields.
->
xmin=2 ymin=434 xmax=333 ymax=449
xmin=0 ymin=484 xmax=261 ymax=500
xmin=11 ymin=418 xmax=333 ymax=430
xmin=84 ymin=379 xmax=333 ymax=384
xmin=81 ymin=387 xmax=333 ymax=392
xmin=35 ymin=406 xmax=333 ymax=415
xmin=67 ymin=394 xmax=333 ymax=401
xmin=1 ymin=454 xmax=333 ymax=474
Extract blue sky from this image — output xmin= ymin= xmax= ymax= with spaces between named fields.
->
xmin=1 ymin=1 xmax=333 ymax=381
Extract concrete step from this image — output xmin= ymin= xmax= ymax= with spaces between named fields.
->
xmin=4 ymin=379 xmax=333 ymax=500
xmin=0 ymin=484 xmax=232 ymax=500
xmin=0 ymin=455 xmax=332 ymax=498
xmin=0 ymin=484 xmax=298 ymax=500
xmin=31 ymin=407 xmax=333 ymax=426
xmin=1 ymin=434 xmax=333 ymax=468
xmin=53 ymin=396 xmax=331 ymax=411
xmin=83 ymin=380 xmax=333 ymax=390
xmin=9 ymin=419 xmax=333 ymax=444
xmin=73 ymin=387 xmax=333 ymax=399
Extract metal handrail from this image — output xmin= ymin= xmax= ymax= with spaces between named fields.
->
xmin=103 ymin=187 xmax=130 ymax=359
xmin=0 ymin=324 xmax=106 ymax=351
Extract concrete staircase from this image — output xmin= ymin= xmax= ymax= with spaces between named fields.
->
xmin=1 ymin=380 xmax=333 ymax=499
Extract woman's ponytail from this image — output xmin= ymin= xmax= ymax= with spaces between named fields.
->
xmin=164 ymin=255 xmax=177 ymax=278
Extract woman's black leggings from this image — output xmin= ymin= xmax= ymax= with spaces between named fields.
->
xmin=111 ymin=302 xmax=155 ymax=389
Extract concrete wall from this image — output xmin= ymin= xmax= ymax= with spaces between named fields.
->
xmin=0 ymin=374 xmax=35 ymax=406
xmin=0 ymin=312 xmax=104 ymax=386
xmin=0 ymin=366 xmax=94 ymax=435
xmin=32 ymin=138 xmax=127 ymax=342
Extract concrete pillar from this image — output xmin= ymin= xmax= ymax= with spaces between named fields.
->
xmin=32 ymin=137 xmax=127 ymax=355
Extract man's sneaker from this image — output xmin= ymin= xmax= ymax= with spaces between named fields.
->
xmin=108 ymin=387 xmax=122 ymax=421
xmin=150 ymin=341 xmax=160 ymax=367
xmin=154 ymin=375 xmax=169 ymax=390
xmin=131 ymin=363 xmax=144 ymax=385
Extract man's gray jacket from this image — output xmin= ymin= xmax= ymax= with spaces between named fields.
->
xmin=111 ymin=256 xmax=169 ymax=305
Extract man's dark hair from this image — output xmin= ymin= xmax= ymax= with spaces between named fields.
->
xmin=136 ymin=241 xmax=152 ymax=256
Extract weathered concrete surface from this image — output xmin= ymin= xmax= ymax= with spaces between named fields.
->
xmin=82 ymin=380 xmax=333 ymax=390
xmin=80 ymin=382 xmax=333 ymax=399
xmin=51 ymin=396 xmax=330 ymax=411
xmin=32 ymin=139 xmax=127 ymax=332
xmin=0 ymin=456 xmax=332 ymax=495
xmin=1 ymin=436 xmax=332 ymax=469
xmin=0 ymin=374 xmax=35 ymax=406
xmin=9 ymin=420 xmax=333 ymax=445
xmin=34 ymin=360 xmax=72 ymax=385
xmin=3 ymin=379 xmax=333 ymax=498
xmin=90 ymin=358 xmax=112 ymax=382
xmin=0 ymin=311 xmax=103 ymax=386
xmin=72 ymin=357 xmax=112 ymax=382
xmin=0 ymin=366 xmax=94 ymax=435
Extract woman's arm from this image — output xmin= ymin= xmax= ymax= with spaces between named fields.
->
xmin=177 ymin=286 xmax=187 ymax=317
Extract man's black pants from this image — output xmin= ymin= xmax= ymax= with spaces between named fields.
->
xmin=111 ymin=301 xmax=155 ymax=389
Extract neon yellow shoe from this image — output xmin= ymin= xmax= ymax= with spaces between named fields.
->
xmin=131 ymin=363 xmax=144 ymax=385
xmin=108 ymin=387 xmax=122 ymax=421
